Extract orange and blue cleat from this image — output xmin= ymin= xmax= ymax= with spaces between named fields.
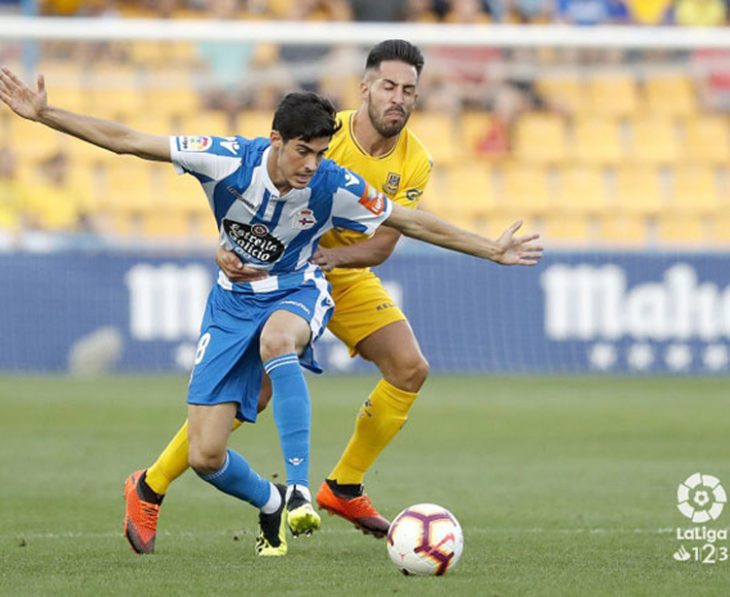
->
xmin=316 ymin=479 xmax=390 ymax=538
xmin=123 ymin=469 xmax=163 ymax=554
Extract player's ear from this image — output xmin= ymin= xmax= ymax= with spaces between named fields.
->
xmin=359 ymin=79 xmax=369 ymax=102
xmin=270 ymin=129 xmax=282 ymax=149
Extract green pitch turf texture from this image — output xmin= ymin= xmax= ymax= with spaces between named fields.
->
xmin=1 ymin=375 xmax=728 ymax=597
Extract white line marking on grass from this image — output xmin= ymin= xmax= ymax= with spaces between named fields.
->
xmin=9 ymin=527 xmax=675 ymax=540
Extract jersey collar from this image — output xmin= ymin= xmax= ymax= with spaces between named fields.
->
xmin=349 ymin=112 xmax=399 ymax=161
xmin=260 ymin=146 xmax=283 ymax=197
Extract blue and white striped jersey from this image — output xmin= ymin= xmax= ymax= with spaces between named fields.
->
xmin=169 ymin=135 xmax=392 ymax=294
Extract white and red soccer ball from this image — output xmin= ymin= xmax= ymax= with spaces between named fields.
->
xmin=386 ymin=503 xmax=464 ymax=576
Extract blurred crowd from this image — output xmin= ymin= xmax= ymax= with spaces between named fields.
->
xmin=0 ymin=0 xmax=729 ymax=248
xmin=0 ymin=0 xmax=719 ymax=27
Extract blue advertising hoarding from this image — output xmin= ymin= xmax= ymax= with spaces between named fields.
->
xmin=0 ymin=250 xmax=728 ymax=375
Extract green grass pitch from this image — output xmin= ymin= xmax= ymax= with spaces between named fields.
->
xmin=1 ymin=374 xmax=729 ymax=596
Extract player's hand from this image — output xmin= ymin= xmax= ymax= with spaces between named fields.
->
xmin=0 ymin=68 xmax=47 ymax=121
xmin=309 ymin=246 xmax=341 ymax=272
xmin=494 ymin=220 xmax=543 ymax=266
xmin=215 ymin=245 xmax=268 ymax=282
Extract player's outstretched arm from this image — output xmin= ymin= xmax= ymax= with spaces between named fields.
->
xmin=384 ymin=203 xmax=543 ymax=266
xmin=0 ymin=67 xmax=170 ymax=162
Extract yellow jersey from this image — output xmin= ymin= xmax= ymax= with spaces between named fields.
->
xmin=321 ymin=110 xmax=433 ymax=288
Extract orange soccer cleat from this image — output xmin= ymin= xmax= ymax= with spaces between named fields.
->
xmin=123 ymin=469 xmax=163 ymax=554
xmin=316 ymin=479 xmax=390 ymax=538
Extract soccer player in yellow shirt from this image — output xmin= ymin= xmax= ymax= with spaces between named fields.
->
xmin=122 ymin=40 xmax=534 ymax=553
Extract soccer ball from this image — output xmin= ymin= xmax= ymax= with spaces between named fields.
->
xmin=386 ymin=503 xmax=464 ymax=576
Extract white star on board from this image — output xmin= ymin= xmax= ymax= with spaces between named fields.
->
xmin=703 ymin=344 xmax=729 ymax=372
xmin=589 ymin=343 xmax=617 ymax=370
xmin=665 ymin=344 xmax=692 ymax=372
xmin=627 ymin=343 xmax=654 ymax=371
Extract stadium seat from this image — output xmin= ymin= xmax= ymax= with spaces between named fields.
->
xmin=87 ymin=87 xmax=145 ymax=121
xmin=443 ymin=163 xmax=498 ymax=218
xmin=146 ymin=85 xmax=201 ymax=119
xmin=458 ymin=110 xmax=492 ymax=159
xmin=569 ymin=118 xmax=623 ymax=166
xmin=320 ymin=74 xmax=362 ymax=112
xmin=159 ymin=166 xmax=209 ymax=214
xmin=556 ymin=166 xmax=609 ymax=214
xmin=600 ymin=214 xmax=647 ymax=245
xmin=36 ymin=60 xmax=84 ymax=86
xmin=500 ymin=162 xmax=552 ymax=215
xmin=11 ymin=119 xmax=64 ymax=161
xmin=512 ymin=112 xmax=567 ymax=164
xmin=124 ymin=113 xmax=175 ymax=136
xmin=407 ymin=112 xmax=461 ymax=166
xmin=683 ymin=116 xmax=730 ymax=164
xmin=535 ymin=76 xmax=587 ymax=113
xmin=66 ymin=164 xmax=104 ymax=211
xmin=484 ymin=212 xmax=542 ymax=240
xmin=181 ymin=112 xmax=234 ymax=137
xmin=658 ymin=213 xmax=706 ymax=244
xmin=128 ymin=41 xmax=162 ymax=65
xmin=642 ymin=75 xmax=696 ymax=118
xmin=714 ymin=215 xmax=730 ymax=244
xmin=103 ymin=160 xmax=155 ymax=213
xmin=586 ymin=74 xmax=639 ymax=118
xmin=63 ymin=135 xmax=115 ymax=165
xmin=545 ymin=214 xmax=592 ymax=244
xmin=669 ymin=166 xmax=720 ymax=214
xmin=50 ymin=87 xmax=89 ymax=113
xmin=615 ymin=166 xmax=663 ymax=215
xmin=237 ymin=110 xmax=275 ymax=139
xmin=142 ymin=210 xmax=192 ymax=238
xmin=188 ymin=211 xmax=220 ymax=240
xmin=628 ymin=117 xmax=680 ymax=164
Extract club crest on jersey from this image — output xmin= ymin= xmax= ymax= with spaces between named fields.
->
xmin=251 ymin=223 xmax=269 ymax=237
xmin=179 ymin=136 xmax=212 ymax=152
xmin=359 ymin=184 xmax=386 ymax=216
xmin=383 ymin=172 xmax=400 ymax=195
xmin=293 ymin=208 xmax=317 ymax=230
xmin=223 ymin=219 xmax=285 ymax=264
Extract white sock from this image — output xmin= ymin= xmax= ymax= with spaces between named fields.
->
xmin=286 ymin=484 xmax=311 ymax=503
xmin=260 ymin=482 xmax=282 ymax=514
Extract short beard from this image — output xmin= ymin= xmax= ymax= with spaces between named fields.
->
xmin=368 ymin=97 xmax=409 ymax=138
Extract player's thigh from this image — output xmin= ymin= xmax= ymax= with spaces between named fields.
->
xmin=356 ymin=318 xmax=428 ymax=380
xmin=188 ymin=286 xmax=265 ymax=423
xmin=259 ymin=309 xmax=312 ymax=361
xmin=260 ymin=278 xmax=334 ymax=362
xmin=327 ymin=275 xmax=407 ymax=356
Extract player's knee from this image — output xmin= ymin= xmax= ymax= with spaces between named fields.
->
xmin=188 ymin=445 xmax=226 ymax=475
xmin=259 ymin=330 xmax=296 ymax=363
xmin=389 ymin=354 xmax=429 ymax=392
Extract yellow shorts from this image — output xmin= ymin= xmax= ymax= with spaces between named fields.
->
xmin=326 ymin=272 xmax=406 ymax=357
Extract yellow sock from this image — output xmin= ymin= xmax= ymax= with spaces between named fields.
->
xmin=329 ymin=379 xmax=418 ymax=485
xmin=145 ymin=418 xmax=243 ymax=495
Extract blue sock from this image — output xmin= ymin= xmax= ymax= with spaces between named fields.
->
xmin=264 ymin=352 xmax=310 ymax=488
xmin=197 ymin=449 xmax=271 ymax=508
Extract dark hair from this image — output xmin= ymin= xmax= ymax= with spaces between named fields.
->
xmin=365 ymin=39 xmax=424 ymax=77
xmin=272 ymin=92 xmax=341 ymax=143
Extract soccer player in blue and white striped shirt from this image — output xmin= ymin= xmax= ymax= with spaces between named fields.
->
xmin=0 ymin=67 xmax=542 ymax=556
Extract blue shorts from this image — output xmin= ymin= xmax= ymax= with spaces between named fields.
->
xmin=187 ymin=278 xmax=333 ymax=422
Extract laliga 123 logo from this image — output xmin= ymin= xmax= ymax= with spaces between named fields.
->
xmin=677 ymin=473 xmax=726 ymax=523
xmin=673 ymin=472 xmax=729 ymax=564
